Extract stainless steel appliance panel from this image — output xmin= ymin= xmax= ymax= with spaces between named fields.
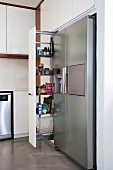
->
xmin=54 ymin=30 xmax=66 ymax=68
xmin=54 ymin=94 xmax=66 ymax=152
xmin=54 ymin=29 xmax=67 ymax=152
xmin=66 ymin=16 xmax=94 ymax=169
xmin=54 ymin=16 xmax=95 ymax=169
xmin=0 ymin=93 xmax=11 ymax=139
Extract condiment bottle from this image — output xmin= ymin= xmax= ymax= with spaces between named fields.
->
xmin=50 ymin=37 xmax=54 ymax=56
xmin=43 ymin=47 xmax=47 ymax=55
xmin=47 ymin=47 xmax=50 ymax=55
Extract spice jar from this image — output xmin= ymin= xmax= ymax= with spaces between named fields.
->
xmin=45 ymin=68 xmax=50 ymax=75
xmin=38 ymin=86 xmax=41 ymax=94
xmin=38 ymin=63 xmax=44 ymax=74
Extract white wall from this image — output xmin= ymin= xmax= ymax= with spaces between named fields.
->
xmin=95 ymin=0 xmax=105 ymax=169
xmin=104 ymin=0 xmax=113 ymax=169
xmin=40 ymin=0 xmax=113 ymax=170
xmin=0 ymin=59 xmax=28 ymax=90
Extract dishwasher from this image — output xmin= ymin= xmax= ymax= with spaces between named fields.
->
xmin=0 ymin=92 xmax=13 ymax=140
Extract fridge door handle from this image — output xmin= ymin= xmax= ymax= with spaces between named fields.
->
xmin=64 ymin=67 xmax=67 ymax=94
xmin=61 ymin=67 xmax=67 ymax=94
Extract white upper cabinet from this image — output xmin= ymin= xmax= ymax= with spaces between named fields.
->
xmin=0 ymin=5 xmax=6 ymax=53
xmin=41 ymin=0 xmax=95 ymax=31
xmin=72 ymin=0 xmax=95 ymax=17
xmin=41 ymin=0 xmax=73 ymax=31
xmin=7 ymin=6 xmax=35 ymax=54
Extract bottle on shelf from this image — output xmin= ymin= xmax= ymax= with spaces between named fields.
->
xmin=50 ymin=65 xmax=53 ymax=75
xmin=50 ymin=37 xmax=54 ymax=56
xmin=43 ymin=47 xmax=47 ymax=55
xmin=51 ymin=98 xmax=54 ymax=114
xmin=37 ymin=63 xmax=44 ymax=75
xmin=47 ymin=47 xmax=50 ymax=56
xmin=42 ymin=103 xmax=48 ymax=114
xmin=37 ymin=47 xmax=43 ymax=56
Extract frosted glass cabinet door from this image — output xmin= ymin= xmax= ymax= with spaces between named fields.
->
xmin=73 ymin=0 xmax=95 ymax=17
xmin=0 ymin=5 xmax=6 ymax=53
xmin=7 ymin=6 xmax=35 ymax=54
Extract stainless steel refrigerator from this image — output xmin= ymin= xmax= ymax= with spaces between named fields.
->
xmin=54 ymin=15 xmax=96 ymax=170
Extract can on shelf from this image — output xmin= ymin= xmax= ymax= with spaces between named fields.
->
xmin=37 ymin=103 xmax=42 ymax=115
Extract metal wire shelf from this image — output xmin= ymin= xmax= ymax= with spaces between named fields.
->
xmin=36 ymin=115 xmax=53 ymax=141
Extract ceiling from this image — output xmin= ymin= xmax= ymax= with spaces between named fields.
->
xmin=0 ymin=0 xmax=42 ymax=8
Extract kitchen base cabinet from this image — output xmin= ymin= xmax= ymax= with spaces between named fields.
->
xmin=14 ymin=91 xmax=29 ymax=138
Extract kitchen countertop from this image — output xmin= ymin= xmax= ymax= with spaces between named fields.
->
xmin=0 ymin=89 xmax=29 ymax=92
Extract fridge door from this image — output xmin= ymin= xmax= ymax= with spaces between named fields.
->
xmin=54 ymin=93 xmax=67 ymax=152
xmin=54 ymin=29 xmax=67 ymax=152
xmin=54 ymin=30 xmax=66 ymax=68
xmin=66 ymin=16 xmax=94 ymax=169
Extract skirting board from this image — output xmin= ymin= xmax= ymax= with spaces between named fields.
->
xmin=14 ymin=133 xmax=29 ymax=138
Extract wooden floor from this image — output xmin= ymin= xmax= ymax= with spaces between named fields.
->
xmin=0 ymin=137 xmax=84 ymax=170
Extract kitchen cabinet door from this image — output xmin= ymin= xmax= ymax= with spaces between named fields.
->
xmin=14 ymin=91 xmax=29 ymax=138
xmin=73 ymin=0 xmax=95 ymax=18
xmin=0 ymin=5 xmax=6 ymax=53
xmin=41 ymin=0 xmax=73 ymax=31
xmin=7 ymin=6 xmax=35 ymax=54
xmin=28 ymin=27 xmax=36 ymax=147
